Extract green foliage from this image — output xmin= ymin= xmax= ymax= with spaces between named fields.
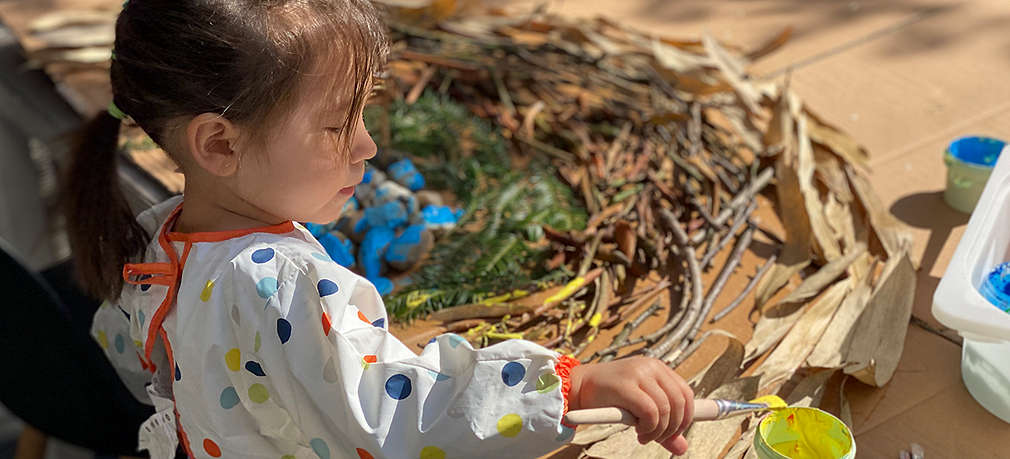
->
xmin=370 ymin=92 xmax=586 ymax=319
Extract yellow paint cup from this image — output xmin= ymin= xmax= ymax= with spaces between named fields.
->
xmin=752 ymin=407 xmax=855 ymax=459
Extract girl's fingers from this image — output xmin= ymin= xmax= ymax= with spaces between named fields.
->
xmin=626 ymin=387 xmax=661 ymax=443
xmin=655 ymin=371 xmax=686 ymax=442
xmin=671 ymin=373 xmax=694 ymax=440
xmin=637 ymin=382 xmax=671 ymax=444
xmin=660 ymin=434 xmax=689 ymax=456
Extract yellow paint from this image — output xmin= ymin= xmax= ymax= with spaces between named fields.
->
xmin=544 ymin=277 xmax=586 ymax=305
xmin=759 ymin=407 xmax=853 ymax=459
xmin=200 ymin=280 xmax=215 ymax=302
xmin=405 ymin=291 xmax=433 ymax=309
xmin=589 ymin=312 xmax=603 ymax=328
xmin=496 ymin=413 xmax=523 ymax=438
xmin=419 ymin=446 xmax=445 ymax=459
xmin=751 ymin=395 xmax=787 ymax=409
xmin=96 ymin=330 xmax=108 ymax=349
xmin=485 ymin=332 xmax=523 ymax=340
xmin=225 ymin=348 xmax=241 ymax=371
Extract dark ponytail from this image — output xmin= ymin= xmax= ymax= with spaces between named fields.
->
xmin=64 ymin=110 xmax=150 ymax=300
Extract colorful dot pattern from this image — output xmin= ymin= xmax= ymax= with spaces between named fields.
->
xmin=110 ymin=241 xmax=575 ymax=459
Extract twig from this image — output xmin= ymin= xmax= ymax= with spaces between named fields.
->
xmin=638 ymin=209 xmax=704 ymax=359
xmin=699 ymin=200 xmax=757 ymax=270
xmin=592 ymin=301 xmax=662 ymax=363
xmin=691 ymin=167 xmax=773 ymax=243
xmin=710 ymin=252 xmax=778 ymax=323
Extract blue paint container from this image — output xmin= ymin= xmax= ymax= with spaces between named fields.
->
xmin=944 ymin=136 xmax=1006 ymax=213
xmin=980 ymin=262 xmax=1010 ymax=313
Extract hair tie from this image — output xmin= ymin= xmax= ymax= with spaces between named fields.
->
xmin=107 ymin=101 xmax=127 ymax=120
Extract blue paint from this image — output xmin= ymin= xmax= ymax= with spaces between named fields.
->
xmin=138 ymin=274 xmax=152 ymax=292
xmin=372 ymin=318 xmax=385 ymax=328
xmin=385 ymin=224 xmax=426 ymax=263
xmin=385 ymin=374 xmax=412 ymax=400
xmin=310 ymin=438 xmax=330 ymax=459
xmin=980 ymin=262 xmax=1010 ymax=313
xmin=277 ymin=318 xmax=292 ymax=344
xmin=245 ymin=361 xmax=266 ymax=377
xmin=361 ymin=227 xmax=395 ymax=279
xmin=251 ymin=247 xmax=275 ymax=263
xmin=219 ymin=387 xmax=240 ymax=409
xmin=318 ymin=233 xmax=355 ymax=267
xmin=370 ymin=277 xmax=394 ymax=296
xmin=426 ymin=370 xmax=451 ymax=381
xmin=389 ymin=158 xmax=425 ymax=191
xmin=364 ymin=201 xmax=408 ymax=229
xmin=421 ymin=205 xmax=463 ymax=229
xmin=317 ymin=279 xmax=340 ymax=297
xmin=447 ymin=334 xmax=466 ymax=348
xmin=174 ymin=363 xmax=181 ymax=381
xmin=949 ymin=136 xmax=1006 ymax=168
xmin=501 ymin=362 xmax=526 ymax=386
xmin=362 ymin=169 xmax=374 ymax=184
xmin=256 ymin=277 xmax=279 ymax=299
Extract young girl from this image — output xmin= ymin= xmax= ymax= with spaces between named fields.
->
xmin=67 ymin=1 xmax=695 ymax=457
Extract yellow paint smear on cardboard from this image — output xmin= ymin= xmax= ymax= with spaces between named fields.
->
xmin=759 ymin=407 xmax=853 ymax=459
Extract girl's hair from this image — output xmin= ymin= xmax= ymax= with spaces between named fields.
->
xmin=65 ymin=0 xmax=388 ymax=300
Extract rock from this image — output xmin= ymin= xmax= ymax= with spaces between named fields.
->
xmin=385 ymin=224 xmax=435 ymax=271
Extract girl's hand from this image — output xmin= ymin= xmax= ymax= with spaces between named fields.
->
xmin=567 ymin=356 xmax=694 ymax=455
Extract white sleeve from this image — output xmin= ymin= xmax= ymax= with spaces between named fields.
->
xmin=221 ymin=247 xmax=577 ymax=458
xmin=91 ymin=300 xmax=154 ymax=404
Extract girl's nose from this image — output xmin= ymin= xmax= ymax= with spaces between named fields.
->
xmin=351 ymin=116 xmax=377 ymax=164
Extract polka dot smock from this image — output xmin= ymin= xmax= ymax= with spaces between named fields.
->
xmin=91 ymin=197 xmax=579 ymax=459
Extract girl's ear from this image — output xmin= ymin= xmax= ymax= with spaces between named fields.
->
xmin=186 ymin=113 xmax=242 ymax=177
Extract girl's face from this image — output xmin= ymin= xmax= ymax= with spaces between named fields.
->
xmin=232 ymin=77 xmax=376 ymax=225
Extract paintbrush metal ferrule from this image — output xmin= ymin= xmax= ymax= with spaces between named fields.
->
xmin=711 ymin=399 xmax=769 ymax=419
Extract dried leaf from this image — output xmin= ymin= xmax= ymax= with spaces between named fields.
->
xmin=649 ymin=39 xmax=712 ymax=74
xmin=756 ymin=91 xmax=812 ymax=307
xmin=797 ymin=113 xmax=842 ymax=262
xmin=723 ymin=424 xmax=758 ymax=459
xmin=805 ymin=275 xmax=873 ymax=368
xmin=843 ymin=251 xmax=917 ymax=386
xmin=746 ymin=27 xmax=793 ymax=61
xmin=806 ymin=110 xmax=870 ymax=169
xmin=571 ymin=424 xmax=631 ymax=446
xmin=755 ymin=279 xmax=851 ymax=391
xmin=846 ymin=165 xmax=915 ymax=266
xmin=768 ymin=243 xmax=866 ymax=312
xmin=692 ymin=336 xmax=745 ymax=398
xmin=813 ymin=146 xmax=854 ymax=203
xmin=702 ymin=33 xmax=760 ymax=114
xmin=785 ymin=368 xmax=836 ymax=407
xmin=683 ymin=377 xmax=760 ymax=459
xmin=583 ymin=425 xmax=671 ymax=459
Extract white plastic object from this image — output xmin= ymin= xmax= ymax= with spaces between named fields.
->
xmin=933 ymin=145 xmax=1010 ymax=423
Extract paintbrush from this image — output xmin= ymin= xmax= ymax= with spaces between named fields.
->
xmin=563 ymin=398 xmax=786 ymax=425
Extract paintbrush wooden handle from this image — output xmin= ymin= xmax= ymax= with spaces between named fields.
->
xmin=563 ymin=399 xmax=721 ymax=425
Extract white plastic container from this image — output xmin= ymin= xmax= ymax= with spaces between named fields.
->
xmin=933 ymin=146 xmax=1010 ymax=423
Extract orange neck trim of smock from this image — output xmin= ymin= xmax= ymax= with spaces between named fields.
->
xmin=123 ymin=202 xmax=298 ymax=366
